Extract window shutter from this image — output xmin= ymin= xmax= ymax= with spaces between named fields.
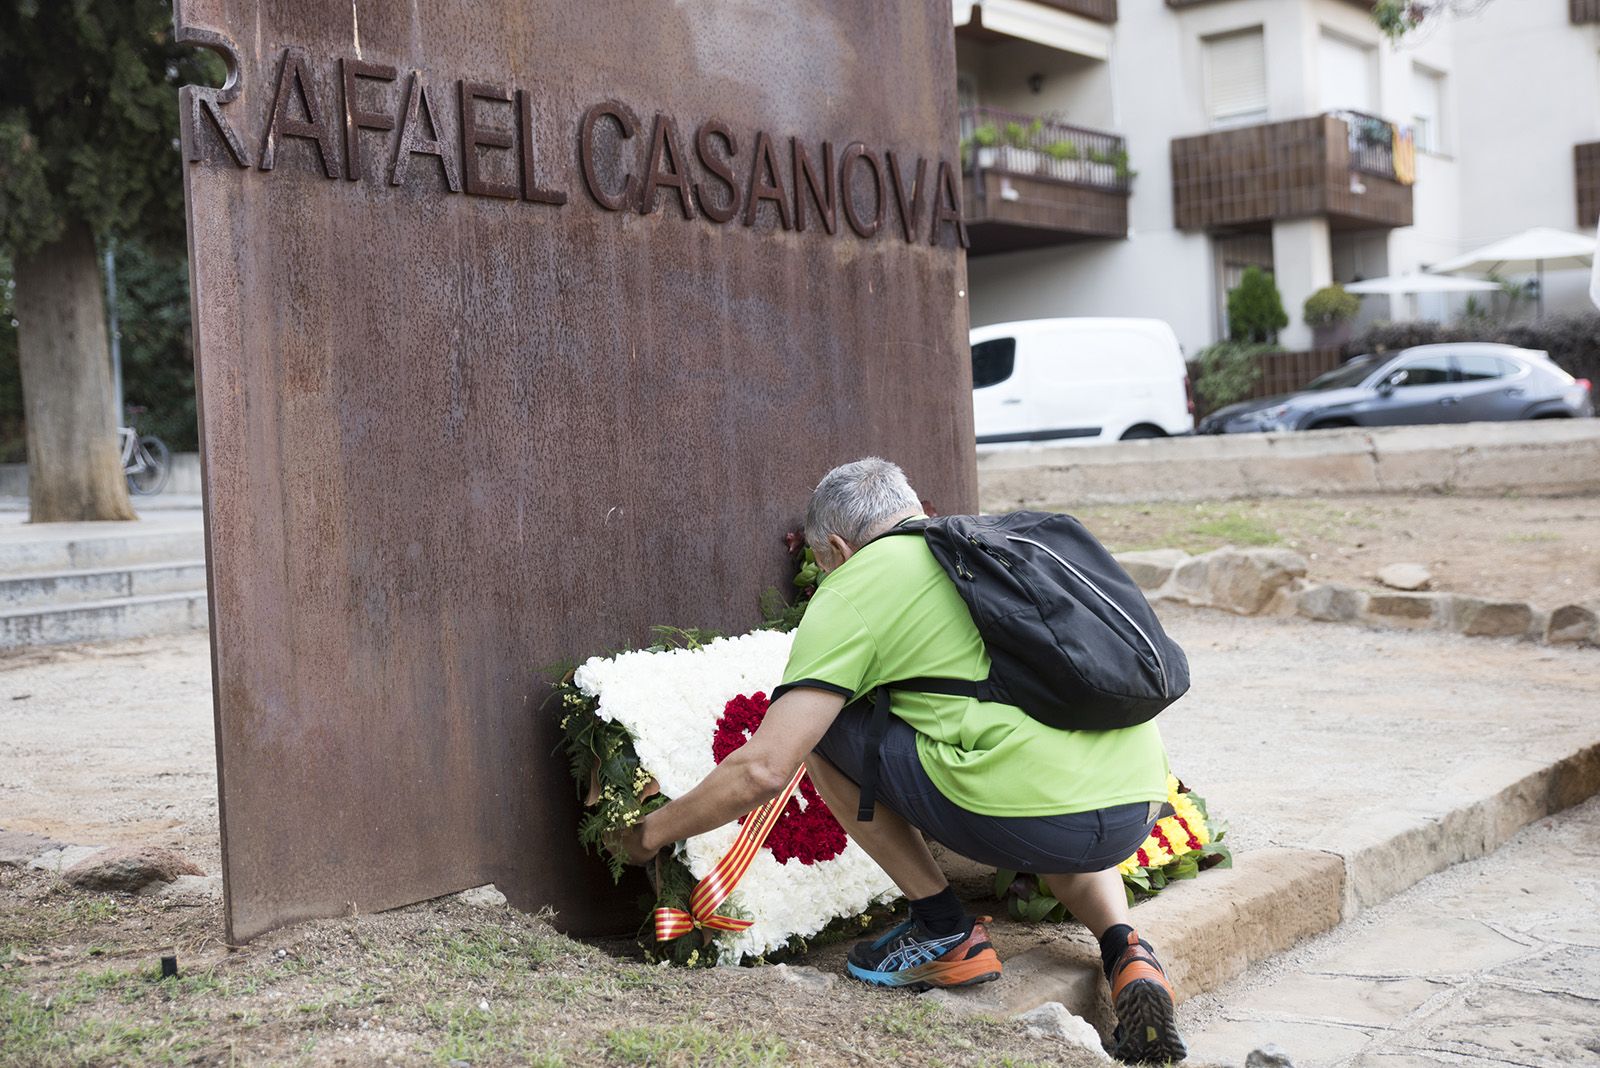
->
xmin=1206 ymin=29 xmax=1267 ymax=125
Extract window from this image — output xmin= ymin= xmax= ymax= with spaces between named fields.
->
xmin=1306 ymin=356 xmax=1381 ymax=391
xmin=1394 ymin=355 xmax=1453 ymax=386
xmin=1318 ymin=31 xmax=1378 ymax=114
xmin=1412 ymin=65 xmax=1446 ymax=154
xmin=1204 ymin=29 xmax=1267 ymax=127
xmin=972 ymin=338 xmax=1016 ymax=389
xmin=1457 ymin=354 xmax=1515 ymax=380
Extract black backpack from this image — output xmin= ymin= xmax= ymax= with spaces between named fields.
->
xmin=850 ymin=511 xmax=1189 ymax=820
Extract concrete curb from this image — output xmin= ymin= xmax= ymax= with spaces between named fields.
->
xmin=932 ymin=730 xmax=1600 ymax=1036
xmin=931 ymin=849 xmax=1345 ymax=1037
xmin=977 ymin=420 xmax=1600 ymax=508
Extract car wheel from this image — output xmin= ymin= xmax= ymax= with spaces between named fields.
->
xmin=1120 ymin=425 xmax=1165 ymax=440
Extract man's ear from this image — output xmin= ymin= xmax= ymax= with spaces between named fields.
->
xmin=826 ymin=533 xmax=854 ymax=568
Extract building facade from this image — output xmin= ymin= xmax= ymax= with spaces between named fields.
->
xmin=957 ymin=0 xmax=1600 ymax=352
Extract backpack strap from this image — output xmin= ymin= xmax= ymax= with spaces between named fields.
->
xmin=853 ymin=677 xmax=983 ymax=822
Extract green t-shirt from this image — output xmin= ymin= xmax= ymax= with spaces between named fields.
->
xmin=780 ymin=527 xmax=1169 ymax=817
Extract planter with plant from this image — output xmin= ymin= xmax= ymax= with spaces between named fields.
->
xmin=1303 ymin=284 xmax=1361 ymax=348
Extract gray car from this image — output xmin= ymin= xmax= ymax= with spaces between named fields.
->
xmin=1199 ymin=343 xmax=1595 ymax=434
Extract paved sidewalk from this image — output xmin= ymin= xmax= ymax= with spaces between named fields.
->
xmin=1179 ymin=795 xmax=1600 ymax=1067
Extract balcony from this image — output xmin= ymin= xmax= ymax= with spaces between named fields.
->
xmin=1577 ymin=142 xmax=1600 ymax=228
xmin=1168 ymin=0 xmax=1370 ymax=7
xmin=1171 ymin=111 xmax=1414 ymax=232
xmin=1036 ymin=0 xmax=1117 ymax=20
xmin=960 ymin=106 xmax=1131 ymax=255
xmin=1573 ymin=0 xmax=1600 ymax=23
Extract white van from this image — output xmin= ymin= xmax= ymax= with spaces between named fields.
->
xmin=971 ymin=318 xmax=1194 ymax=448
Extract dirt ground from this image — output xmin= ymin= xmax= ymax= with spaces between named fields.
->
xmin=0 ymin=865 xmax=1107 ymax=1068
xmin=1066 ymin=493 xmax=1600 ymax=608
xmin=0 ymin=636 xmax=1112 ymax=1067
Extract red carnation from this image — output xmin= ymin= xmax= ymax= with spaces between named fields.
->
xmin=713 ymin=692 xmax=847 ymax=866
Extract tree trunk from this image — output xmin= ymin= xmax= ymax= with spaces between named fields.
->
xmin=13 ymin=223 xmax=137 ymax=523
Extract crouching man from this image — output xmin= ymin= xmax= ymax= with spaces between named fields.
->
xmin=618 ymin=458 xmax=1186 ymax=1064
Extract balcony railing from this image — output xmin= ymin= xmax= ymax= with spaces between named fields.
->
xmin=1171 ymin=112 xmax=1414 ymax=231
xmin=958 ymin=106 xmax=1130 ymax=253
xmin=1573 ymin=0 xmax=1600 ymax=23
xmin=1333 ymin=110 xmax=1410 ymax=182
xmin=960 ymin=106 xmax=1131 ymax=194
xmin=1576 ymin=142 xmax=1600 ymax=228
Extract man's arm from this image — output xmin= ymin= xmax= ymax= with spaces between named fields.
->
xmin=620 ymin=687 xmax=847 ymax=862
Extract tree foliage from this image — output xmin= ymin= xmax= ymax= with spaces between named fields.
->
xmin=0 ymin=1 xmax=221 ymax=259
xmin=1226 ymin=266 xmax=1289 ymax=344
xmin=0 ymin=2 xmax=212 ymax=462
xmin=1372 ymin=0 xmax=1495 ymax=41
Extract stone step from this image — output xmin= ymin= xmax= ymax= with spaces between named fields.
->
xmin=0 ymin=590 xmax=208 ymax=650
xmin=0 ymin=520 xmax=206 ymax=575
xmin=0 ymin=560 xmax=208 ymax=611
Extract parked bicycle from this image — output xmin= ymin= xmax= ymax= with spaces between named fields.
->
xmin=120 ymin=407 xmax=171 ymax=496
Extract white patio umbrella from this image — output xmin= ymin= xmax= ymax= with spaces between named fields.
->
xmin=1590 ymin=219 xmax=1600 ymax=312
xmin=1428 ymin=226 xmax=1597 ymax=316
xmin=1342 ymin=274 xmax=1501 ymax=295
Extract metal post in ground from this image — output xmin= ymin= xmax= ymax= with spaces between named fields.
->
xmin=105 ymin=242 xmax=124 ymax=424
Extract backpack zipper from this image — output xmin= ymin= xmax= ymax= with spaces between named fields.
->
xmin=1003 ymin=534 xmax=1169 ymax=698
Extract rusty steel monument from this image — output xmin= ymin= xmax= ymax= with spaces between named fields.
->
xmin=175 ymin=0 xmax=976 ymax=942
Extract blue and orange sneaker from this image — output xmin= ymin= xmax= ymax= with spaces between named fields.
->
xmin=845 ymin=915 xmax=1003 ymax=991
xmin=1108 ymin=929 xmax=1187 ymax=1064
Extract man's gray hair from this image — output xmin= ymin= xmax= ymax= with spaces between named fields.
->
xmin=805 ymin=457 xmax=921 ymax=552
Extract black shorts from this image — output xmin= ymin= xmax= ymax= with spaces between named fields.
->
xmin=814 ymin=701 xmax=1161 ymax=874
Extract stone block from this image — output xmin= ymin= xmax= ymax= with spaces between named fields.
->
xmin=28 ymin=845 xmax=105 ymax=874
xmin=62 ymin=846 xmax=205 ymax=892
xmin=1450 ymin=597 xmax=1536 ymax=639
xmin=1014 ymin=1002 xmax=1109 ymax=1059
xmin=1362 ymin=592 xmax=1445 ymax=628
xmin=1114 ymin=549 xmax=1189 ymax=592
xmin=138 ymin=874 xmax=223 ymax=901
xmin=1546 ymin=604 xmax=1598 ymax=645
xmin=1296 ymin=584 xmax=1367 ymax=623
xmin=0 ymin=830 xmax=65 ymax=869
xmin=1376 ymin=563 xmax=1432 ymax=591
xmin=1174 ymin=549 xmax=1308 ymax=616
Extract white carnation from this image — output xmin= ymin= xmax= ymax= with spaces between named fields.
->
xmin=577 ymin=631 xmax=898 ymax=961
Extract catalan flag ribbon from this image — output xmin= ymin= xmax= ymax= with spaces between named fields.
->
xmin=651 ymin=763 xmax=807 ymax=942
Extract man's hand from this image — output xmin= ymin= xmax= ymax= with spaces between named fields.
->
xmin=613 ymin=819 xmax=659 ymax=867
xmin=625 ymin=688 xmax=846 ymax=851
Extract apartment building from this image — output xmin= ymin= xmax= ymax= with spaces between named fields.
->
xmin=956 ymin=0 xmax=1600 ymax=352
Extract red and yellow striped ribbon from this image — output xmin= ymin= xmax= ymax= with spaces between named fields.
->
xmin=651 ymin=762 xmax=807 ymax=942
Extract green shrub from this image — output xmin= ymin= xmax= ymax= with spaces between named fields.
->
xmin=1344 ymin=313 xmax=1600 ymax=386
xmin=972 ymin=123 xmax=999 ymax=148
xmin=1303 ymin=285 xmax=1361 ymax=328
xmin=1193 ymin=340 xmax=1271 ymax=409
xmin=1044 ymin=139 xmax=1080 ymax=161
xmin=1226 ymin=267 xmax=1289 ymax=344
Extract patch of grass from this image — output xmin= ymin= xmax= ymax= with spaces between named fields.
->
xmin=604 ymin=1022 xmax=788 ymax=1067
xmin=0 ymin=983 xmax=217 ymax=1067
xmin=66 ymin=898 xmax=119 ymax=927
xmin=866 ymin=999 xmax=976 ymax=1051
xmin=1184 ymin=511 xmax=1284 ymax=549
xmin=1506 ymin=530 xmax=1561 ymax=543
